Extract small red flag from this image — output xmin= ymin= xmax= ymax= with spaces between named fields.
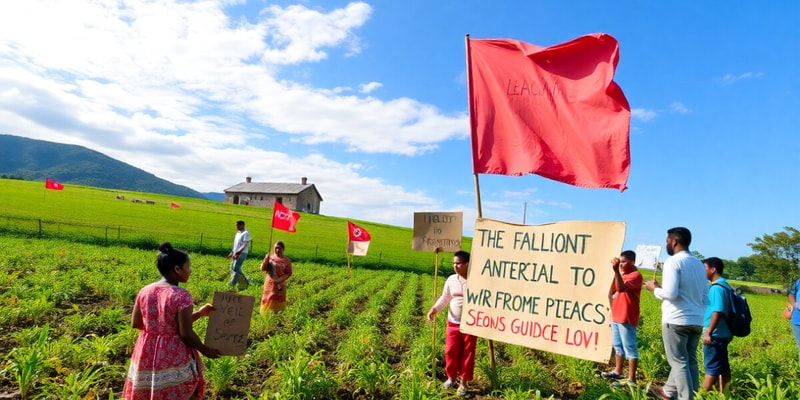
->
xmin=347 ymin=221 xmax=371 ymax=256
xmin=468 ymin=33 xmax=630 ymax=191
xmin=272 ymin=201 xmax=300 ymax=233
xmin=45 ymin=179 xmax=64 ymax=190
xmin=348 ymin=221 xmax=371 ymax=242
xmin=170 ymin=202 xmax=181 ymax=209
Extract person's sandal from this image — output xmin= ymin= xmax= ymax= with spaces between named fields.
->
xmin=600 ymin=370 xmax=624 ymax=380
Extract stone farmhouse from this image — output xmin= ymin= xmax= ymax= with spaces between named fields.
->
xmin=223 ymin=177 xmax=322 ymax=214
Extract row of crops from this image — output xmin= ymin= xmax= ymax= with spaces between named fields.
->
xmin=2 ymin=236 xmax=800 ymax=399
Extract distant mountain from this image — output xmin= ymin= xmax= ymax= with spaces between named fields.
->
xmin=0 ymin=134 xmax=207 ymax=199
xmin=203 ymin=192 xmax=225 ymax=202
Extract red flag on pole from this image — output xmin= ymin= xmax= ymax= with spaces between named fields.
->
xmin=272 ymin=201 xmax=300 ymax=233
xmin=45 ymin=179 xmax=64 ymax=190
xmin=347 ymin=221 xmax=371 ymax=256
xmin=347 ymin=221 xmax=371 ymax=242
xmin=468 ymin=33 xmax=631 ymax=191
xmin=170 ymin=202 xmax=181 ymax=209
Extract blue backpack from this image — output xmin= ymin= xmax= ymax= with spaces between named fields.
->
xmin=711 ymin=283 xmax=752 ymax=337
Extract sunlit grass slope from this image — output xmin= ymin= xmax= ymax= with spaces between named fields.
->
xmin=0 ymin=178 xmax=471 ymax=273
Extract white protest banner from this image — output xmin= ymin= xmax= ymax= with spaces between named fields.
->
xmin=204 ymin=291 xmax=255 ymax=356
xmin=462 ymin=219 xmax=625 ymax=363
xmin=634 ymin=244 xmax=662 ymax=270
xmin=412 ymin=212 xmax=463 ymax=252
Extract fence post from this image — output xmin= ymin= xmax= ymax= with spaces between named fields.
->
xmin=118 ymin=226 xmax=121 ymax=240
xmin=105 ymin=227 xmax=108 ymax=243
xmin=38 ymin=219 xmax=42 ymax=237
xmin=379 ymin=251 xmax=382 ymax=264
xmin=315 ymin=244 xmax=319 ymax=257
xmin=199 ymin=233 xmax=203 ymax=253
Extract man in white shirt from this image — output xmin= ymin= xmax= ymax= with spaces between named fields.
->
xmin=227 ymin=220 xmax=251 ymax=288
xmin=644 ymin=227 xmax=707 ymax=400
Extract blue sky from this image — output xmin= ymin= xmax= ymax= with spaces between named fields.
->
xmin=0 ymin=1 xmax=798 ymax=261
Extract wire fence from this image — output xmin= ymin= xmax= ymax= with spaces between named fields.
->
xmin=0 ymin=214 xmax=447 ymax=275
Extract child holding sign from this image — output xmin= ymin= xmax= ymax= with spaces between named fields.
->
xmin=124 ymin=243 xmax=220 ymax=400
xmin=427 ymin=250 xmax=476 ymax=396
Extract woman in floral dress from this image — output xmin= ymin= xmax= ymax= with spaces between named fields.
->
xmin=123 ymin=243 xmax=220 ymax=400
xmin=260 ymin=241 xmax=293 ymax=314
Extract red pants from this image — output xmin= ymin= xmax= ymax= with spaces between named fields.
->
xmin=445 ymin=321 xmax=477 ymax=381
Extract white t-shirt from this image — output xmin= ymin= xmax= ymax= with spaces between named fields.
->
xmin=233 ymin=229 xmax=250 ymax=255
xmin=432 ymin=274 xmax=468 ymax=324
xmin=653 ymin=250 xmax=707 ymax=326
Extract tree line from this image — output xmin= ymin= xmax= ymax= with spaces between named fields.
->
xmin=712 ymin=226 xmax=800 ymax=287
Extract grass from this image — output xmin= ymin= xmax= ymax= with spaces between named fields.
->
xmin=0 ymin=178 xmax=470 ymax=274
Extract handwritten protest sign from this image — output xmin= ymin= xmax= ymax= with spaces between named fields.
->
xmin=412 ymin=212 xmax=463 ymax=252
xmin=634 ymin=244 xmax=662 ymax=270
xmin=462 ymin=219 xmax=625 ymax=363
xmin=204 ymin=292 xmax=255 ymax=356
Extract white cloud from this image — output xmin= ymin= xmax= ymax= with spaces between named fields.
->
xmin=261 ymin=2 xmax=372 ymax=64
xmin=631 ymin=108 xmax=657 ymax=122
xmin=719 ymin=72 xmax=764 ymax=86
xmin=669 ymin=102 xmax=689 ymax=114
xmin=359 ymin=81 xmax=382 ymax=93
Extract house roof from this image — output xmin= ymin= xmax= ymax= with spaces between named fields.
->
xmin=224 ymin=182 xmax=323 ymax=201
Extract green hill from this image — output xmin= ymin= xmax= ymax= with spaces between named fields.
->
xmin=0 ymin=134 xmax=206 ymax=199
xmin=0 ymin=178 xmax=470 ymax=274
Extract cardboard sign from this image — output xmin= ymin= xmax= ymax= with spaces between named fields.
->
xmin=412 ymin=212 xmax=463 ymax=252
xmin=204 ymin=292 xmax=255 ymax=356
xmin=634 ymin=244 xmax=662 ymax=270
xmin=461 ymin=218 xmax=625 ymax=363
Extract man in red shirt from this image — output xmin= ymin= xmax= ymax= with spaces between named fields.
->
xmin=602 ymin=250 xmax=643 ymax=387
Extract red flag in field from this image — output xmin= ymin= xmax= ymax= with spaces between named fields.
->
xmin=272 ymin=201 xmax=301 ymax=233
xmin=45 ymin=179 xmax=64 ymax=190
xmin=347 ymin=221 xmax=371 ymax=256
xmin=170 ymin=202 xmax=181 ymax=209
xmin=468 ymin=33 xmax=631 ymax=191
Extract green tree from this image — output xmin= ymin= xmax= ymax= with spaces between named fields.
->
xmin=749 ymin=227 xmax=800 ymax=286
xmin=723 ymin=256 xmax=758 ymax=281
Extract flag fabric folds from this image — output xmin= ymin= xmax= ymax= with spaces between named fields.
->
xmin=170 ymin=202 xmax=181 ymax=209
xmin=45 ymin=179 xmax=64 ymax=190
xmin=272 ymin=201 xmax=301 ymax=233
xmin=347 ymin=221 xmax=371 ymax=256
xmin=468 ymin=33 xmax=631 ymax=191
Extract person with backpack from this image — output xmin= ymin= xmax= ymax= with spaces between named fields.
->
xmin=701 ymin=257 xmax=733 ymax=393
xmin=787 ymin=277 xmax=800 ymax=359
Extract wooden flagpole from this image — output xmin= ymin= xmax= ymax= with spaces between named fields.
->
xmin=265 ymin=211 xmax=275 ymax=273
xmin=466 ymin=33 xmax=496 ymax=371
xmin=347 ymin=252 xmax=352 ymax=279
xmin=431 ymin=249 xmax=440 ymax=375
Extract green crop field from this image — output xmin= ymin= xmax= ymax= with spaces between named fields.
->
xmin=1 ymin=178 xmax=800 ymax=399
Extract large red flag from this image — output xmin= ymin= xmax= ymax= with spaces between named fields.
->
xmin=45 ymin=179 xmax=64 ymax=190
xmin=272 ymin=201 xmax=300 ymax=233
xmin=347 ymin=221 xmax=371 ymax=256
xmin=468 ymin=33 xmax=630 ymax=191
